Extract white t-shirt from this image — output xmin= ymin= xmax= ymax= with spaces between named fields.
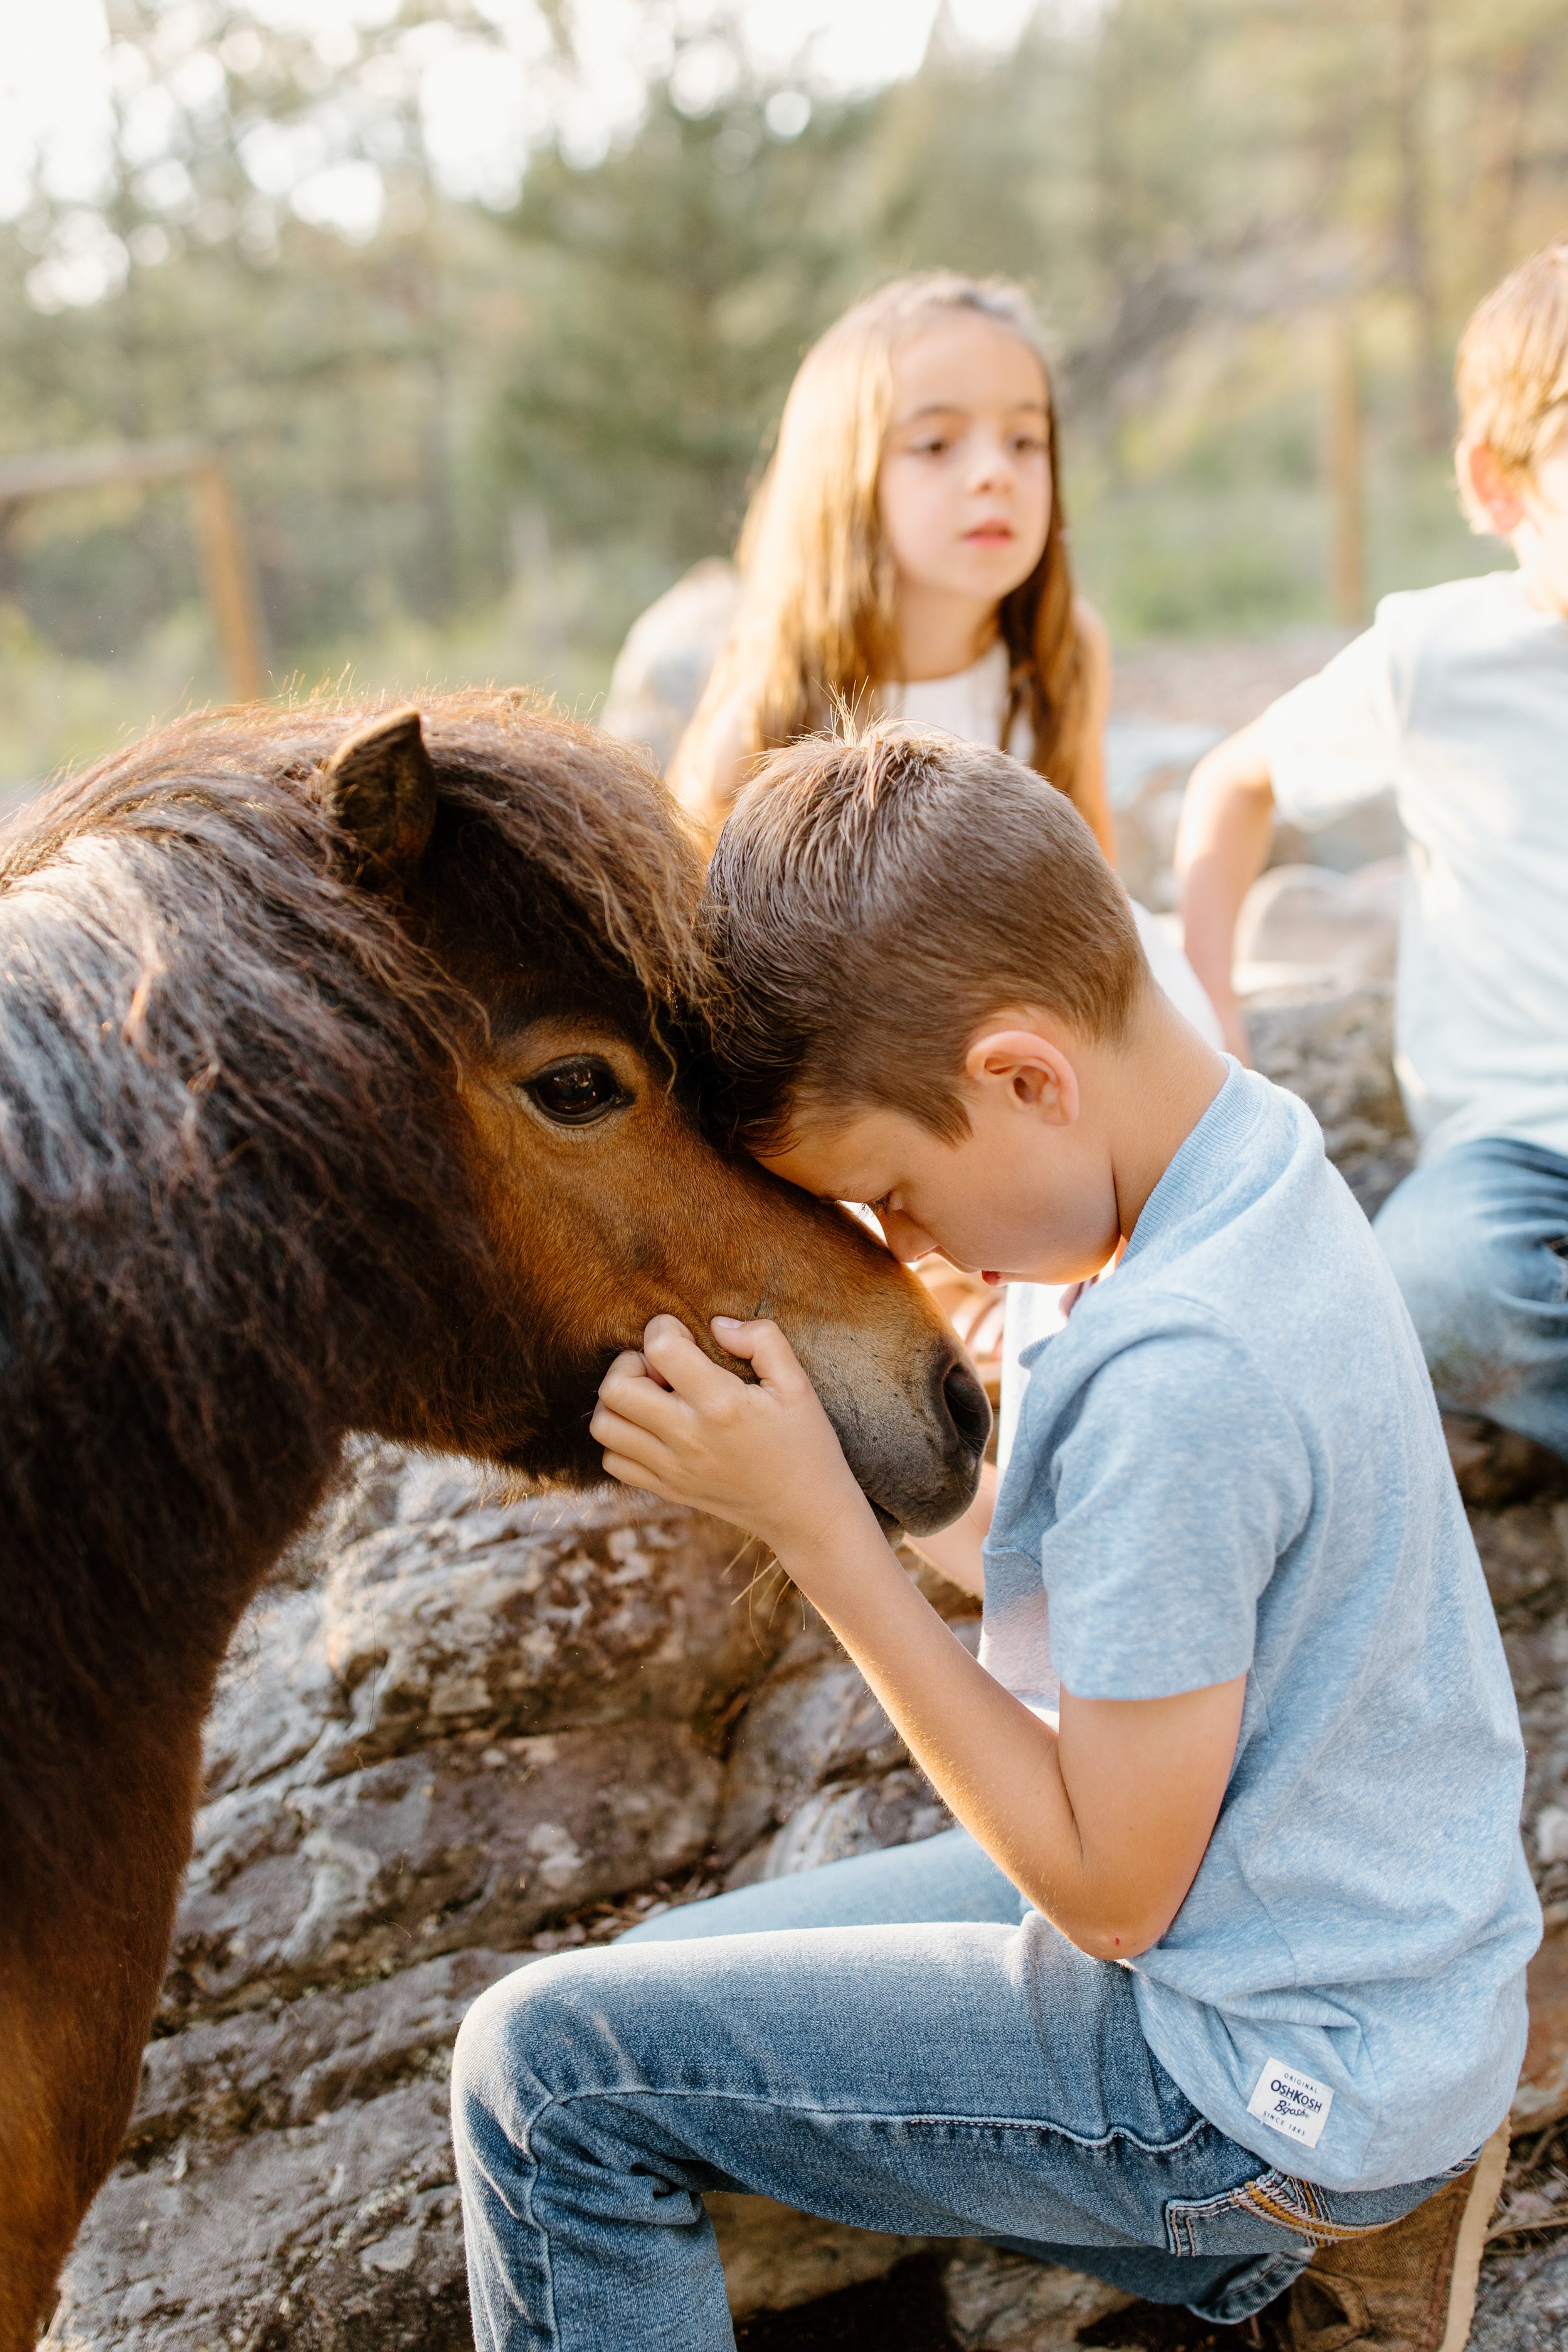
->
xmin=1261 ymin=570 xmax=1568 ymax=1163
xmin=884 ymin=644 xmax=1223 ymax=1045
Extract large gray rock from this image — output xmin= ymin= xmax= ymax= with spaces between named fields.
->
xmin=166 ymin=1465 xmax=788 ymax=2021
xmin=167 ymin=1720 xmax=722 ymax=2019
xmin=943 ymin=2243 xmax=1133 ymax=2348
xmin=209 ymin=1483 xmax=780 ymax=1802
xmin=727 ymin=1767 xmax=954 ymax=1887
xmin=717 ymin=1623 xmax=979 ymax=1886
xmin=129 ymin=1949 xmax=522 ymax=2156
xmin=203 ymin=1581 xmax=340 ymax=1803
xmin=319 ymin=1490 xmax=775 ymax=1761
xmin=50 ymin=1953 xmax=529 ymax=2351
xmin=717 ymin=1649 xmax=916 ymax=1860
xmin=1245 ymin=980 xmax=1415 ymax=1218
xmin=1236 ymin=857 xmax=1402 ymax=992
xmin=49 ymin=2076 xmax=475 ymax=2351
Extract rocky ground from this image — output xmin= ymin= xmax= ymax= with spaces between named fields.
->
xmin=44 ymin=985 xmax=1568 ymax=2351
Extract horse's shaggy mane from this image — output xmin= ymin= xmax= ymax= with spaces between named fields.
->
xmin=0 ymin=688 xmax=703 ymax=1859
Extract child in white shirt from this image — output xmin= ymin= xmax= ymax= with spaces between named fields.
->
xmin=1178 ymin=240 xmax=1568 ymax=1459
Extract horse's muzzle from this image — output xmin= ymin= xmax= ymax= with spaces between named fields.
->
xmin=854 ymin=1342 xmax=990 ymax=1539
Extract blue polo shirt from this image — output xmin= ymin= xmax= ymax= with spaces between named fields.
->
xmin=982 ymin=1062 xmax=1539 ymax=2190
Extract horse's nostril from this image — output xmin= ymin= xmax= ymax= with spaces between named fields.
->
xmin=940 ymin=1359 xmax=992 ymax=1458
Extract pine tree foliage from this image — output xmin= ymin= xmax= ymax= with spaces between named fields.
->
xmin=1 ymin=0 xmax=1566 ymax=681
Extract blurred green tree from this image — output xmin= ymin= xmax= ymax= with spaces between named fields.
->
xmin=496 ymin=83 xmax=874 ymax=565
xmin=0 ymin=0 xmax=1566 ymax=702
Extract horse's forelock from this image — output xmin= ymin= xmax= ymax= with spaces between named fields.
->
xmin=1 ymin=688 xmax=708 ymax=1033
xmin=424 ymin=709 xmax=707 ymax=1026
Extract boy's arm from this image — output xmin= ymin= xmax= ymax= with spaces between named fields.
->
xmin=593 ymin=1317 xmax=1244 ymax=1959
xmin=900 ymin=1457 xmax=995 ymax=1599
xmin=795 ymin=1508 xmax=1242 ymax=1959
xmin=1174 ymin=720 xmax=1275 ymax=1064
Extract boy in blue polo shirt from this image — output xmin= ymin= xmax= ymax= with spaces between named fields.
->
xmin=452 ymin=729 xmax=1537 ymax=2352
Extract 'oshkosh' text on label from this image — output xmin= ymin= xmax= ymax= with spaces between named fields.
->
xmin=1247 ymin=2060 xmax=1335 ymax=2150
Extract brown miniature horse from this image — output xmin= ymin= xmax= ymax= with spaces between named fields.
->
xmin=0 ymin=694 xmax=987 ymax=2345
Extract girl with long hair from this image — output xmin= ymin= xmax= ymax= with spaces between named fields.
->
xmin=674 ymin=270 xmax=1113 ymax=847
xmin=674 ymin=271 xmax=1219 ymax=1370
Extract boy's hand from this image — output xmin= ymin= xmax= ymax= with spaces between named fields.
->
xmin=591 ymin=1313 xmax=869 ymax=1554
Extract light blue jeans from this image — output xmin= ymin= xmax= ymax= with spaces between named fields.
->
xmin=452 ymin=1830 xmax=1452 ymax=2351
xmin=1375 ymin=1136 xmax=1568 ymax=1460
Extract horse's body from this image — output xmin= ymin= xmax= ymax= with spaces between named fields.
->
xmin=0 ymin=694 xmax=986 ymax=2343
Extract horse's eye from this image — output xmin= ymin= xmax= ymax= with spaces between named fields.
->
xmin=522 ymin=1057 xmax=629 ymax=1126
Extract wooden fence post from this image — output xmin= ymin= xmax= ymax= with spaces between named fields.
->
xmin=189 ymin=460 xmax=265 ymax=701
xmin=0 ymin=440 xmax=268 ymax=702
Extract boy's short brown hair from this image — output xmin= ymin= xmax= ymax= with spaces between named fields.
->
xmin=700 ymin=724 xmax=1148 ymax=1151
xmin=1456 ymin=239 xmax=1568 ymax=477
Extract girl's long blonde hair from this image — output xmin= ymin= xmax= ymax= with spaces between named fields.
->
xmin=674 ymin=271 xmax=1089 ymax=820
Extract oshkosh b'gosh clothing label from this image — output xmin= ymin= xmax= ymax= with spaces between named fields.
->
xmin=1249 ymin=2060 xmax=1334 ymax=2151
xmin=985 ymin=1066 xmax=1539 ymax=2191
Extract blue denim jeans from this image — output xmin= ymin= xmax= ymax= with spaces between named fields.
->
xmin=452 ymin=1830 xmax=1453 ymax=2351
xmin=1375 ymin=1135 xmax=1568 ymax=1460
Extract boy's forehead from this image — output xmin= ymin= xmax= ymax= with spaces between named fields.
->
xmin=758 ymin=1105 xmax=912 ymax=1200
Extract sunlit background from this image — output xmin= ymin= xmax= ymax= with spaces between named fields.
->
xmin=0 ymin=0 xmax=1563 ymax=792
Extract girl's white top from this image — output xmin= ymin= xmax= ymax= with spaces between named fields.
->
xmin=884 ymin=639 xmax=1029 ymax=755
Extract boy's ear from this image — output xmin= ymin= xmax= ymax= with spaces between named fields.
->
xmin=322 ymin=706 xmax=437 ymax=884
xmin=965 ymin=1027 xmax=1080 ymax=1125
xmin=1458 ymin=439 xmax=1526 ymax=539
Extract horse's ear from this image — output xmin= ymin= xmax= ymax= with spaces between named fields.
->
xmin=322 ymin=706 xmax=437 ymax=884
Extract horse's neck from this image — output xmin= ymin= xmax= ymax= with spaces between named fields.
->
xmin=1 ymin=1375 xmax=346 ymax=1813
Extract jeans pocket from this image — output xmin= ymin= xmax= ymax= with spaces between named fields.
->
xmin=1165 ymin=2168 xmax=1405 ymax=2257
